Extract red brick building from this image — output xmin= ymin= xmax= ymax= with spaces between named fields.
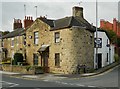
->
xmin=100 ymin=18 xmax=120 ymax=37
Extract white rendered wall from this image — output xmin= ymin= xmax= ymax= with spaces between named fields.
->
xmin=94 ymin=31 xmax=114 ymax=69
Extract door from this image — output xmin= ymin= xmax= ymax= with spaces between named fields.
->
xmin=98 ymin=53 xmax=102 ymax=68
xmin=42 ymin=52 xmax=48 ymax=67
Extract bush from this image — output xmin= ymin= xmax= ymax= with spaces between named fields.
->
xmin=13 ymin=53 xmax=24 ymax=65
xmin=114 ymin=54 xmax=120 ymax=62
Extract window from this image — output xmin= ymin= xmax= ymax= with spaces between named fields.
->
xmin=23 ymin=35 xmax=26 ymax=45
xmin=55 ymin=53 xmax=60 ymax=67
xmin=1 ymin=41 xmax=4 ymax=47
xmin=11 ymin=38 xmax=14 ymax=47
xmin=107 ymin=53 xmax=109 ymax=62
xmin=33 ymin=54 xmax=38 ymax=65
xmin=34 ymin=32 xmax=39 ymax=45
xmin=55 ymin=32 xmax=60 ymax=43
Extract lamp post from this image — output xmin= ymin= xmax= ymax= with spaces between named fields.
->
xmin=95 ymin=0 xmax=98 ymax=69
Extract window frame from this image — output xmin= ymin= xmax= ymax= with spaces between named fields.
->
xmin=55 ymin=53 xmax=60 ymax=67
xmin=34 ymin=31 xmax=39 ymax=45
xmin=33 ymin=54 xmax=38 ymax=65
xmin=11 ymin=38 xmax=14 ymax=47
xmin=54 ymin=32 xmax=60 ymax=43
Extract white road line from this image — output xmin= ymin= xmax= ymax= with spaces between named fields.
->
xmin=69 ymin=83 xmax=74 ymax=86
xmin=1 ymin=81 xmax=19 ymax=87
xmin=76 ymin=84 xmax=85 ymax=87
xmin=43 ymin=80 xmax=49 ymax=81
xmin=55 ymin=81 xmax=61 ymax=83
xmin=88 ymin=85 xmax=96 ymax=87
xmin=9 ymin=84 xmax=19 ymax=87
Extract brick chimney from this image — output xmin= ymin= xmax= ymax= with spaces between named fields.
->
xmin=13 ymin=19 xmax=22 ymax=30
xmin=113 ymin=18 xmax=117 ymax=33
xmin=24 ymin=16 xmax=33 ymax=29
xmin=72 ymin=6 xmax=84 ymax=18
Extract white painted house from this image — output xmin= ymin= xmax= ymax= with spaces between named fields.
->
xmin=94 ymin=30 xmax=115 ymax=69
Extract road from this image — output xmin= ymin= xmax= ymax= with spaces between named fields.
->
xmin=1 ymin=65 xmax=119 ymax=89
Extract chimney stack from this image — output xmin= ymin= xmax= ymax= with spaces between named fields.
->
xmin=72 ymin=6 xmax=84 ymax=18
xmin=13 ymin=18 xmax=22 ymax=30
xmin=113 ymin=18 xmax=117 ymax=33
xmin=24 ymin=16 xmax=33 ymax=29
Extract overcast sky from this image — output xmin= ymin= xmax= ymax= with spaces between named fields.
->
xmin=0 ymin=0 xmax=119 ymax=32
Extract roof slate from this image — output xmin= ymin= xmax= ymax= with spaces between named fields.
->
xmin=2 ymin=28 xmax=25 ymax=39
xmin=38 ymin=18 xmax=54 ymax=27
xmin=51 ymin=16 xmax=95 ymax=32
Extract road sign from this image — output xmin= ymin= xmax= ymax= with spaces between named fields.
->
xmin=95 ymin=38 xmax=102 ymax=45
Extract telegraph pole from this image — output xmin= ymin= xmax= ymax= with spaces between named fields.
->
xmin=35 ymin=6 xmax=37 ymax=18
xmin=78 ymin=1 xmax=82 ymax=6
xmin=24 ymin=4 xmax=26 ymax=17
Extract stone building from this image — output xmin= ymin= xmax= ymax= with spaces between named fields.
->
xmin=26 ymin=6 xmax=95 ymax=74
xmin=2 ymin=28 xmax=26 ymax=60
xmin=1 ymin=16 xmax=33 ymax=60
xmin=0 ymin=31 xmax=2 ymax=61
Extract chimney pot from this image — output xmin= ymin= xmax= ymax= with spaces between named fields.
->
xmin=30 ymin=17 xmax=32 ymax=20
xmin=29 ymin=16 xmax=30 ymax=20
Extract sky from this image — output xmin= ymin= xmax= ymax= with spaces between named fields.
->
xmin=0 ymin=0 xmax=119 ymax=32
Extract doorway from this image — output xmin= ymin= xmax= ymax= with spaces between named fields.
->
xmin=97 ymin=53 xmax=102 ymax=68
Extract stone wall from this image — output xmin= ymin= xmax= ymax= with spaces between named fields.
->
xmin=2 ymin=65 xmax=44 ymax=74
xmin=49 ymin=27 xmax=94 ymax=74
xmin=26 ymin=19 xmax=51 ymax=65
xmin=2 ymin=35 xmax=25 ymax=59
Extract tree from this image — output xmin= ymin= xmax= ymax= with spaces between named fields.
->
xmin=2 ymin=31 xmax=10 ymax=36
xmin=104 ymin=29 xmax=117 ymax=44
xmin=13 ymin=53 xmax=24 ymax=65
xmin=117 ymin=37 xmax=120 ymax=47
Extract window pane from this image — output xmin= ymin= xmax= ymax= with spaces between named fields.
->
xmin=33 ymin=54 xmax=38 ymax=65
xmin=55 ymin=53 xmax=60 ymax=67
xmin=55 ymin=32 xmax=60 ymax=43
xmin=34 ymin=32 xmax=39 ymax=44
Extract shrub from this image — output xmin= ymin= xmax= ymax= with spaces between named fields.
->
xmin=13 ymin=53 xmax=24 ymax=65
xmin=114 ymin=54 xmax=120 ymax=62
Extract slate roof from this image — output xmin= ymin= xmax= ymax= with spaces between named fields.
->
xmin=0 ymin=31 xmax=2 ymax=39
xmin=38 ymin=17 xmax=54 ymax=27
xmin=50 ymin=16 xmax=95 ymax=32
xmin=2 ymin=28 xmax=25 ymax=39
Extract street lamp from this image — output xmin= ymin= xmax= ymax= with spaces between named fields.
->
xmin=95 ymin=0 xmax=98 ymax=69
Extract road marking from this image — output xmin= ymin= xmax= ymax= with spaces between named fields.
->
xmin=9 ymin=83 xmax=19 ymax=87
xmin=1 ymin=81 xmax=19 ymax=87
xmin=76 ymin=84 xmax=85 ymax=87
xmin=69 ymin=83 xmax=74 ymax=86
xmin=61 ymin=82 xmax=68 ymax=85
xmin=88 ymin=85 xmax=96 ymax=87
xmin=43 ymin=80 xmax=49 ymax=81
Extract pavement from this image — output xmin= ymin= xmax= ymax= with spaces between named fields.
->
xmin=0 ymin=62 xmax=119 ymax=80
